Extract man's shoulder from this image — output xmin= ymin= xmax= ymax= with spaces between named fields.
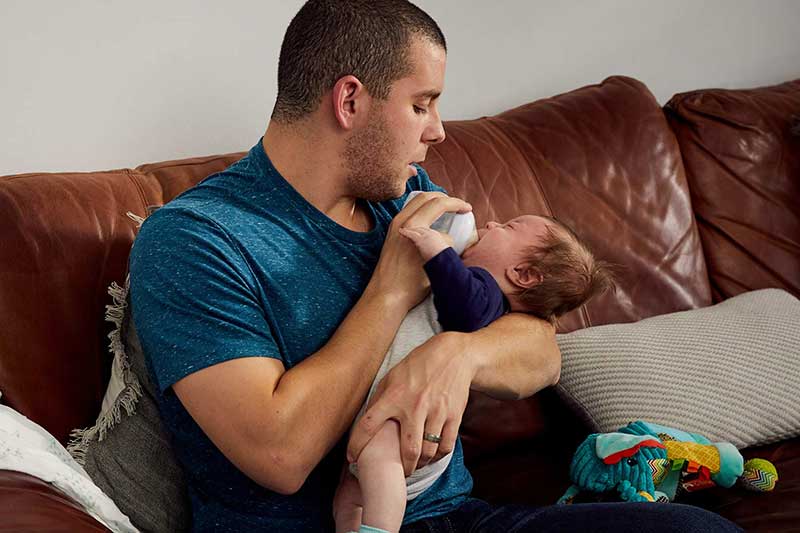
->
xmin=135 ymin=201 xmax=225 ymax=248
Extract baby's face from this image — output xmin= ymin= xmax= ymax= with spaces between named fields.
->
xmin=461 ymin=215 xmax=552 ymax=277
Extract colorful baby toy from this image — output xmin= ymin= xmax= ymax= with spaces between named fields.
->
xmin=558 ymin=421 xmax=778 ymax=504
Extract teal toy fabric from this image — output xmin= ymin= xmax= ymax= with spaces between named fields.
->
xmin=619 ymin=421 xmax=743 ymax=491
xmin=558 ymin=420 xmax=777 ymax=504
xmin=560 ymin=431 xmax=668 ymax=503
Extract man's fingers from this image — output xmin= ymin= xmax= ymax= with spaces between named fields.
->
xmin=346 ymin=405 xmax=386 ymax=463
xmin=403 ymin=196 xmax=472 ymax=229
xmin=399 ymin=415 xmax=424 ymax=477
xmin=398 ymin=227 xmax=423 ymax=242
xmin=395 ymin=191 xmax=447 ymax=225
xmin=399 ymin=226 xmax=439 ymax=243
xmin=396 ymin=192 xmax=471 ymax=228
xmin=431 ymin=417 xmax=459 ymax=463
xmin=418 ymin=408 xmax=447 ymax=468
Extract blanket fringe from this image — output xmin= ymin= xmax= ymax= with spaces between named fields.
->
xmin=67 ymin=213 xmax=146 ymax=465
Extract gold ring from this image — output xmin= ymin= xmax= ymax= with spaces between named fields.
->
xmin=423 ymin=432 xmax=442 ymax=444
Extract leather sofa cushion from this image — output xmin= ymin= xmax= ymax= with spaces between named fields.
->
xmin=666 ymin=79 xmax=800 ymax=302
xmin=424 ymin=75 xmax=711 ymax=335
xmin=0 ymin=470 xmax=110 ymax=532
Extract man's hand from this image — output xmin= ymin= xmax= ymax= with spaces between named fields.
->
xmin=367 ymin=192 xmax=471 ymax=310
xmin=346 ymin=312 xmax=560 ymax=477
xmin=398 ymin=226 xmax=453 ymax=262
xmin=346 ymin=331 xmax=474 ymax=476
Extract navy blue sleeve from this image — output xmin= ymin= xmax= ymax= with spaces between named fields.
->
xmin=423 ymin=247 xmax=508 ymax=332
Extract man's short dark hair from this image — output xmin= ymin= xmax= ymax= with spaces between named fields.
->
xmin=272 ymin=0 xmax=446 ymax=123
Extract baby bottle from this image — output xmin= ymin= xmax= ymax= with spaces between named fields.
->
xmin=404 ymin=191 xmax=478 ymax=254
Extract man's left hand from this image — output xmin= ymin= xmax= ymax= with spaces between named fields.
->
xmin=346 ymin=331 xmax=473 ymax=476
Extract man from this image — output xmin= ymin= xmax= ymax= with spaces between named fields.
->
xmin=129 ymin=1 xmax=741 ymax=531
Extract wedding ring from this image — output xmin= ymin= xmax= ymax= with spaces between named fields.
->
xmin=423 ymin=432 xmax=442 ymax=444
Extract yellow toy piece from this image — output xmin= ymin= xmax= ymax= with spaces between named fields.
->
xmin=638 ymin=491 xmax=655 ymax=502
xmin=663 ymin=441 xmax=720 ymax=473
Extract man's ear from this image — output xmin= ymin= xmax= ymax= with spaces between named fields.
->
xmin=331 ymin=75 xmax=369 ymax=130
xmin=506 ymin=263 xmax=543 ymax=290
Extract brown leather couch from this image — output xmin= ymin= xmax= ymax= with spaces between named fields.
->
xmin=1 ymin=76 xmax=798 ymax=532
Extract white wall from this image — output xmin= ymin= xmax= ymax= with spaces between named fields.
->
xmin=2 ymin=0 xmax=798 ymax=175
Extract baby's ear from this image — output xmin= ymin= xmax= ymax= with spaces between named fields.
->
xmin=506 ymin=263 xmax=542 ymax=290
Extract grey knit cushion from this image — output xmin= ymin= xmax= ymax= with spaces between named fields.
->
xmin=72 ymin=288 xmax=190 ymax=533
xmin=555 ymin=289 xmax=800 ymax=449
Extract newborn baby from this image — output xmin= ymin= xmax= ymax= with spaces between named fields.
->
xmin=335 ymin=203 xmax=614 ymax=533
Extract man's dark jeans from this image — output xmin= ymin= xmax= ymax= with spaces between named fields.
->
xmin=401 ymin=498 xmax=742 ymax=532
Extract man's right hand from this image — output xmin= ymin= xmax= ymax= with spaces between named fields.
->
xmin=367 ymin=192 xmax=471 ymax=310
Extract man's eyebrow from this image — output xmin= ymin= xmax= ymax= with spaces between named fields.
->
xmin=413 ymin=90 xmax=441 ymax=100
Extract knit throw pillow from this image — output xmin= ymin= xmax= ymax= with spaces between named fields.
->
xmin=68 ymin=279 xmax=190 ymax=533
xmin=555 ymin=289 xmax=800 ymax=449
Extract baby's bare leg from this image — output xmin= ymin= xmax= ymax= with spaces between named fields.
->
xmin=333 ymin=468 xmax=363 ymax=533
xmin=356 ymin=419 xmax=407 ymax=533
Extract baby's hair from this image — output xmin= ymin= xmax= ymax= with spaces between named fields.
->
xmin=515 ymin=217 xmax=616 ymax=325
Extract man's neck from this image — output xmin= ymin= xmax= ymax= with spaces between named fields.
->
xmin=262 ymin=122 xmax=372 ymax=232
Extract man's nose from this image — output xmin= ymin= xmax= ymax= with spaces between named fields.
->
xmin=423 ymin=110 xmax=446 ymax=145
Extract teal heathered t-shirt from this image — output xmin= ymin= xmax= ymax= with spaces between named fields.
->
xmin=128 ymin=140 xmax=473 ymax=532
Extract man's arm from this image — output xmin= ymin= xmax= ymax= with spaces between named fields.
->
xmin=467 ymin=312 xmax=561 ymax=400
xmin=346 ymin=311 xmax=560 ymax=475
xmin=171 ymin=283 xmax=408 ymax=495
xmin=168 ymin=193 xmax=472 ymax=495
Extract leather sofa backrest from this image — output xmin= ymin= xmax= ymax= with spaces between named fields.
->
xmin=426 ymin=75 xmax=713 ymax=458
xmin=425 ymin=76 xmax=712 ymax=334
xmin=0 ymin=155 xmax=241 ymax=444
xmin=1 ymin=76 xmax=711 ymax=447
xmin=666 ymin=79 xmax=800 ymax=302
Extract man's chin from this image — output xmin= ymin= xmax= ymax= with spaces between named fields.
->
xmin=381 ymin=177 xmax=410 ymax=201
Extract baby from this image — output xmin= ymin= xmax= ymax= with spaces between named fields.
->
xmin=334 ymin=207 xmax=614 ymax=533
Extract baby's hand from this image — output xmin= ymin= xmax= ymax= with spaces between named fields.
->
xmin=399 ymin=226 xmax=453 ymax=262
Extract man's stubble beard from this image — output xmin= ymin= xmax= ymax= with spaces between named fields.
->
xmin=343 ymin=111 xmax=406 ymax=202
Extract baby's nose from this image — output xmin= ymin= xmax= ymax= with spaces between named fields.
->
xmin=485 ymin=221 xmax=500 ymax=230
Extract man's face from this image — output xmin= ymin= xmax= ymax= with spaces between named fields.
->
xmin=344 ymin=37 xmax=447 ymax=201
xmin=462 ymin=215 xmax=553 ymax=277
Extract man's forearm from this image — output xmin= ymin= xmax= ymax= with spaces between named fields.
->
xmin=465 ymin=312 xmax=561 ymax=400
xmin=267 ymin=283 xmax=410 ymax=478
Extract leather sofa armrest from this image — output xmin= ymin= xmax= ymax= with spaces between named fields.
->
xmin=0 ymin=470 xmax=110 ymax=532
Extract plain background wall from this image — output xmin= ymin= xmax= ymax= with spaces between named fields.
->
xmin=2 ymin=0 xmax=799 ymax=175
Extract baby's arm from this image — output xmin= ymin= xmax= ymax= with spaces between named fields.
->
xmin=355 ymin=420 xmax=407 ymax=532
xmin=335 ymin=420 xmax=407 ymax=533
xmin=401 ymin=226 xmax=506 ymax=332
xmin=398 ymin=226 xmax=452 ymax=261
xmin=333 ymin=464 xmax=363 ymax=533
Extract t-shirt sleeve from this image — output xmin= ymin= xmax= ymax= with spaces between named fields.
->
xmin=424 ymin=248 xmax=507 ymax=332
xmin=129 ymin=207 xmax=280 ymax=393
